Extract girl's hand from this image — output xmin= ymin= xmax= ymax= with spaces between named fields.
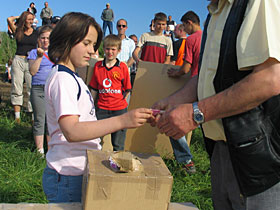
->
xmin=122 ymin=108 xmax=153 ymax=129
xmin=37 ymin=48 xmax=44 ymax=57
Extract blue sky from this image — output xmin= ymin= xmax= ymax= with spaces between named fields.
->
xmin=1 ymin=0 xmax=209 ymax=38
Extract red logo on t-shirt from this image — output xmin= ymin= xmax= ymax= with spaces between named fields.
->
xmin=112 ymin=71 xmax=120 ymax=80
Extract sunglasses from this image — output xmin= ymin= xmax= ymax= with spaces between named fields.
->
xmin=117 ymin=25 xmax=126 ymax=28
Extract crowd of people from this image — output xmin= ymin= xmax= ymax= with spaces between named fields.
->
xmin=3 ymin=1 xmax=280 ymax=209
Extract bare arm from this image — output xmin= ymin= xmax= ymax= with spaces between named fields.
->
xmin=200 ymin=58 xmax=280 ymax=121
xmin=168 ymin=61 xmax=191 ymax=77
xmin=164 ymin=56 xmax=171 ymax=64
xmin=126 ymin=57 xmax=135 ymax=68
xmin=59 ymin=108 xmax=153 ymax=142
xmin=157 ymin=58 xmax=280 ymax=139
xmin=7 ymin=16 xmax=19 ymax=34
xmin=29 ymin=49 xmax=44 ymax=76
xmin=132 ymin=47 xmax=141 ymax=64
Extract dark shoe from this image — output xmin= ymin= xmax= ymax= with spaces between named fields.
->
xmin=183 ymin=161 xmax=196 ymax=174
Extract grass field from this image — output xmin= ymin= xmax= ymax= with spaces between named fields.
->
xmin=0 ymin=106 xmax=213 ymax=209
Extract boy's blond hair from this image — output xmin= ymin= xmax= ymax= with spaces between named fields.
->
xmin=103 ymin=34 xmax=122 ymax=50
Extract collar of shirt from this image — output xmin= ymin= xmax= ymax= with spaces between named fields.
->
xmin=102 ymin=58 xmax=120 ymax=67
xmin=208 ymin=0 xmax=233 ymax=14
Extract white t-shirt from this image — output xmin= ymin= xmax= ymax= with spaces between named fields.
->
xmin=45 ymin=65 xmax=101 ymax=176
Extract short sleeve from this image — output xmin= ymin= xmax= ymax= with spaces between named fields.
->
xmin=137 ymin=33 xmax=146 ymax=49
xmin=237 ymin=0 xmax=280 ymax=70
xmin=49 ymin=73 xmax=80 ymax=121
xmin=166 ymin=38 xmax=173 ymax=56
xmin=184 ymin=37 xmax=193 ymax=64
xmin=27 ymin=49 xmax=37 ymax=60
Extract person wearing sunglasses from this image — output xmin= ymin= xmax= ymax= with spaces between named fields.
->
xmin=116 ymin=19 xmax=135 ymax=89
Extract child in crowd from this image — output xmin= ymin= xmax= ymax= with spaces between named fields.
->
xmin=89 ymin=34 xmax=131 ymax=151
xmin=28 ymin=25 xmax=53 ymax=156
xmin=5 ymin=59 xmax=12 ymax=83
xmin=42 ymin=12 xmax=152 ymax=203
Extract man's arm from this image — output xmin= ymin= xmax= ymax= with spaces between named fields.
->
xmin=168 ymin=61 xmax=191 ymax=77
xmin=157 ymin=58 xmax=280 ymax=139
xmin=200 ymin=58 xmax=280 ymax=121
xmin=126 ymin=57 xmax=134 ymax=68
xmin=164 ymin=56 xmax=171 ymax=64
xmin=132 ymin=47 xmax=141 ymax=64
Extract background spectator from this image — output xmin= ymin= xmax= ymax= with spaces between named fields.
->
xmin=101 ymin=3 xmax=114 ymax=37
xmin=7 ymin=11 xmax=38 ymax=122
xmin=40 ymin=1 xmax=53 ymax=25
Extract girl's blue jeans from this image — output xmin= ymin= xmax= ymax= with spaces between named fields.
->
xmin=42 ymin=165 xmax=83 ymax=203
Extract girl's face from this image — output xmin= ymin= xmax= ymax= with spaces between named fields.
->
xmin=66 ymin=26 xmax=98 ymax=70
xmin=39 ymin=31 xmax=51 ymax=50
xmin=25 ymin=14 xmax=34 ymax=29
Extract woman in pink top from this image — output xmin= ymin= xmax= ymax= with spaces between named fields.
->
xmin=42 ymin=12 xmax=153 ymax=203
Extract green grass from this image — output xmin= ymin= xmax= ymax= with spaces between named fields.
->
xmin=0 ymin=108 xmax=47 ymax=203
xmin=0 ymin=106 xmax=212 ymax=209
xmin=164 ymin=129 xmax=213 ymax=209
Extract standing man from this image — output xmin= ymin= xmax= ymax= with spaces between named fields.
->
xmin=116 ymin=19 xmax=135 ymax=74
xmin=133 ymin=12 xmax=195 ymax=174
xmin=167 ymin=15 xmax=176 ymax=31
xmin=168 ymin=11 xmax=202 ymax=78
xmin=170 ymin=24 xmax=187 ymax=66
xmin=101 ymin=3 xmax=114 ymax=37
xmin=152 ymin=1 xmax=280 ymax=209
xmin=40 ymin=2 xmax=53 ymax=26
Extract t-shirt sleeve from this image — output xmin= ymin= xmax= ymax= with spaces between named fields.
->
xmin=27 ymin=49 xmax=37 ymax=60
xmin=137 ymin=33 xmax=146 ymax=48
xmin=89 ymin=63 xmax=99 ymax=90
xmin=166 ymin=38 xmax=173 ymax=56
xmin=50 ymin=73 xmax=80 ymax=122
xmin=237 ymin=1 xmax=280 ymax=70
xmin=184 ymin=36 xmax=193 ymax=64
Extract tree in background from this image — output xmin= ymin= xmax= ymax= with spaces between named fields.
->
xmin=0 ymin=32 xmax=16 ymax=69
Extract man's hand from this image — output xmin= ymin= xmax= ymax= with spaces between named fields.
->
xmin=167 ymin=68 xmax=183 ymax=77
xmin=156 ymin=103 xmax=198 ymax=139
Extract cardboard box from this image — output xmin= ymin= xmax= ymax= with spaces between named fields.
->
xmin=125 ymin=61 xmax=192 ymax=156
xmin=82 ymin=150 xmax=173 ymax=210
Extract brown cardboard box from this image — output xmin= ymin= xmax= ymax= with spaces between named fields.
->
xmin=82 ymin=150 xmax=173 ymax=210
xmin=125 ymin=61 xmax=192 ymax=156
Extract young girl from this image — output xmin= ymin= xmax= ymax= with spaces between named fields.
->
xmin=42 ymin=12 xmax=153 ymax=203
xmin=28 ymin=25 xmax=53 ymax=155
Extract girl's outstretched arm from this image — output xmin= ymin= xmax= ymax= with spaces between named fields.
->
xmin=58 ymin=108 xmax=153 ymax=142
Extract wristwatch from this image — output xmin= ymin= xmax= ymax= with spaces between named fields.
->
xmin=192 ymin=102 xmax=204 ymax=125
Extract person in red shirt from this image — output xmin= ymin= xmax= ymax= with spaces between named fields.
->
xmin=168 ymin=11 xmax=202 ymax=78
xmin=89 ymin=34 xmax=131 ymax=151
